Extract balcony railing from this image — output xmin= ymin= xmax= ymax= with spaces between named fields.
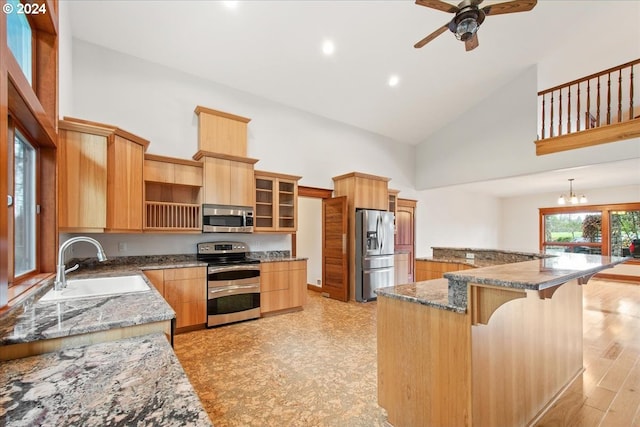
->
xmin=536 ymin=58 xmax=640 ymax=155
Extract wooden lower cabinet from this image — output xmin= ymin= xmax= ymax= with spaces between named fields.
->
xmin=415 ymin=259 xmax=474 ymax=281
xmin=144 ymin=267 xmax=206 ymax=331
xmin=260 ymin=260 xmax=307 ymax=315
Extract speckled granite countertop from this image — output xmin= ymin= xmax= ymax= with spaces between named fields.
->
xmin=378 ymin=253 xmax=628 ymax=312
xmin=0 ymin=271 xmax=174 ymax=346
xmin=0 ymin=333 xmax=212 ymax=426
xmin=375 ymin=279 xmax=465 ymax=313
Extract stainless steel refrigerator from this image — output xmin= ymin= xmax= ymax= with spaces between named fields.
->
xmin=356 ymin=209 xmax=395 ymax=302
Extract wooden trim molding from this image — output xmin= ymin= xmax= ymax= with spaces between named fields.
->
xmin=144 ymin=153 xmax=203 ymax=168
xmin=194 ymin=105 xmax=251 ymax=123
xmin=62 ymin=116 xmax=150 ymax=149
xmin=255 ymin=170 xmax=302 ymax=181
xmin=192 ymin=150 xmax=259 ymax=164
xmin=332 ymin=171 xmax=390 ymax=182
xmin=298 ymin=185 xmax=333 ymax=199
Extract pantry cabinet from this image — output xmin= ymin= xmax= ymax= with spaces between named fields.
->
xmin=260 ymin=260 xmax=307 ymax=314
xmin=144 ymin=267 xmax=207 ymax=331
xmin=58 ymin=118 xmax=148 ymax=233
xmin=254 ymin=171 xmax=301 ymax=232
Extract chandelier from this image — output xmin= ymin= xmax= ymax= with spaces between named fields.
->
xmin=557 ymin=179 xmax=587 ymax=205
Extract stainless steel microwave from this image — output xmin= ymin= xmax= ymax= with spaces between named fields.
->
xmin=202 ymin=204 xmax=254 ymax=233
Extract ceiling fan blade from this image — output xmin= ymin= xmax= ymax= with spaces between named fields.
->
xmin=482 ymin=0 xmax=537 ymax=16
xmin=414 ymin=23 xmax=450 ymax=48
xmin=465 ymin=33 xmax=479 ymax=51
xmin=415 ymin=0 xmax=459 ymax=14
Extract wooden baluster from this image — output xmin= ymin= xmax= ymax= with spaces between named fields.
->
xmin=577 ymin=82 xmax=581 ymax=131
xmin=586 ymin=79 xmax=591 ymax=129
xmin=541 ymin=94 xmax=546 ymax=139
xmin=558 ymin=88 xmax=563 ymax=136
xmin=618 ymin=69 xmax=623 ymax=123
xmin=607 ymin=72 xmax=611 ymax=125
xmin=567 ymin=85 xmax=572 ymax=134
xmin=597 ymin=76 xmax=601 ymax=127
xmin=550 ymin=92 xmax=555 ymax=137
xmin=630 ymin=65 xmax=635 ymax=120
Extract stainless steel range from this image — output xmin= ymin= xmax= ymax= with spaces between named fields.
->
xmin=197 ymin=241 xmax=261 ymax=327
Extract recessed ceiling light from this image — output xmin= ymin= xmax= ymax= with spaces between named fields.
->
xmin=222 ymin=1 xmax=239 ymax=9
xmin=388 ymin=75 xmax=400 ymax=87
xmin=322 ymin=40 xmax=335 ymax=56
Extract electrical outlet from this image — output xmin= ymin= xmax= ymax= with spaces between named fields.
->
xmin=316 ymin=278 xmax=322 ymax=285
xmin=118 ymin=242 xmax=128 ymax=252
xmin=466 ymin=252 xmax=475 ymax=260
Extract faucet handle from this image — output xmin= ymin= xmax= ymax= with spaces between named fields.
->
xmin=65 ymin=264 xmax=80 ymax=274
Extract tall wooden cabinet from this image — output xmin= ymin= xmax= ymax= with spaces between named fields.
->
xmin=58 ymin=119 xmax=148 ymax=233
xmin=254 ymin=171 xmax=301 ymax=232
xmin=332 ymin=172 xmax=391 ymax=301
xmin=193 ymin=106 xmax=258 ymax=208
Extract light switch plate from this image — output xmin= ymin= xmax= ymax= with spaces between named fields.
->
xmin=466 ymin=252 xmax=475 ymax=260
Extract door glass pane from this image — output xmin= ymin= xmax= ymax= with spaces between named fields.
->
xmin=6 ymin=0 xmax=33 ymax=85
xmin=543 ymin=212 xmax=602 ymax=254
xmin=610 ymin=210 xmax=640 ymax=257
xmin=14 ymin=132 xmax=37 ymax=276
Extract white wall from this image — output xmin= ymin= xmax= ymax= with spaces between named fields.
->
xmin=71 ymin=40 xmax=416 ymax=192
xmin=415 ymin=66 xmax=640 ymax=190
xmin=414 ymin=188 xmax=501 ymax=257
xmin=297 ymin=197 xmax=322 ymax=287
xmin=499 ymin=184 xmax=640 ymax=253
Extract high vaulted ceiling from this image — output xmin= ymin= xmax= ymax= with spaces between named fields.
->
xmin=66 ymin=1 xmax=640 ymax=196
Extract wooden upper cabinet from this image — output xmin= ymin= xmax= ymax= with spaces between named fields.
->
xmin=254 ymin=170 xmax=301 ymax=232
xmin=107 ymin=134 xmax=144 ymax=232
xmin=333 ymin=172 xmax=390 ymax=211
xmin=194 ymin=106 xmax=250 ymax=156
xmin=195 ymin=152 xmax=257 ymax=207
xmin=58 ymin=122 xmax=110 ymax=232
xmin=58 ymin=118 xmax=149 ymax=233
xmin=143 ymin=154 xmax=203 ymax=232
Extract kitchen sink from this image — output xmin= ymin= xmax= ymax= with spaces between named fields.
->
xmin=39 ymin=275 xmax=150 ymax=303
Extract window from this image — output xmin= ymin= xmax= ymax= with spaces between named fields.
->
xmin=542 ymin=212 xmax=602 ymax=255
xmin=540 ymin=203 xmax=640 ymax=257
xmin=611 ymin=210 xmax=640 ymax=257
xmin=6 ymin=0 xmax=33 ymax=85
xmin=13 ymin=131 xmax=37 ymax=277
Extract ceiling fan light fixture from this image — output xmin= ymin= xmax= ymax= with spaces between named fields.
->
xmin=455 ymin=17 xmax=479 ymax=41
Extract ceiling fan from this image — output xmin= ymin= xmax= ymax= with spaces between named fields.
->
xmin=414 ymin=0 xmax=537 ymax=51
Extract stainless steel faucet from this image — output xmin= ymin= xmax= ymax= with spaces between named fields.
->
xmin=54 ymin=236 xmax=108 ymax=291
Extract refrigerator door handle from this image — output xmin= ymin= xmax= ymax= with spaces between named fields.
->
xmin=377 ymin=214 xmax=382 ymax=254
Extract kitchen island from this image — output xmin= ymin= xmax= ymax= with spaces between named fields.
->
xmin=375 ymin=253 xmax=627 ymax=427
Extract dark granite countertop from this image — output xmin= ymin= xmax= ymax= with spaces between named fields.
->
xmin=0 ymin=333 xmax=212 ymax=426
xmin=378 ymin=253 xmax=628 ymax=313
xmin=0 ymin=271 xmax=175 ymax=346
xmin=375 ymin=279 xmax=466 ymax=313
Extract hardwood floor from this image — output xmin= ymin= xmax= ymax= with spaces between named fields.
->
xmin=535 ymin=279 xmax=640 ymax=427
xmin=175 ymin=279 xmax=640 ymax=427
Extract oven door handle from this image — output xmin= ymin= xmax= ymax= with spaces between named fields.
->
xmin=209 ymin=284 xmax=260 ymax=294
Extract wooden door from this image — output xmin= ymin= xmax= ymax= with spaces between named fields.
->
xmin=322 ymin=196 xmax=348 ymax=302
xmin=395 ymin=200 xmax=416 ymax=282
xmin=322 ymin=196 xmax=349 ymax=301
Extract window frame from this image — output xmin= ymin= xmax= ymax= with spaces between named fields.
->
xmin=539 ymin=202 xmax=640 ymax=257
xmin=7 ymin=119 xmax=41 ymax=286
